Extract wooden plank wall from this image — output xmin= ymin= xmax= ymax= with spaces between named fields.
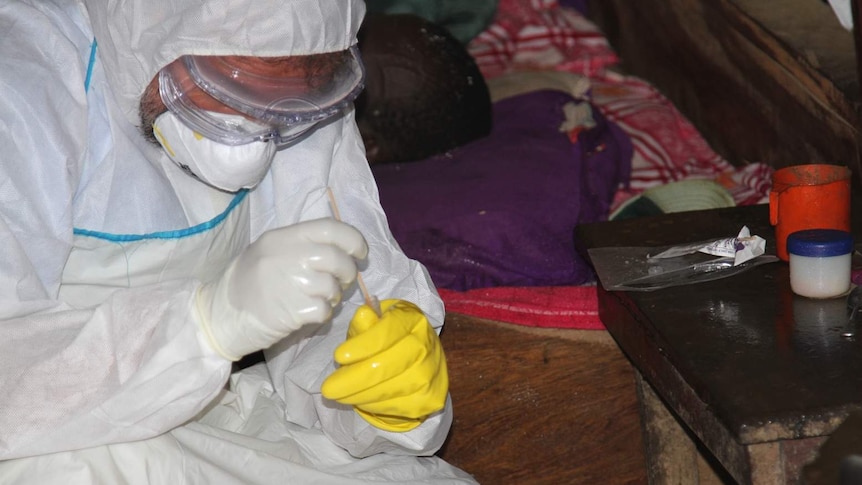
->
xmin=587 ymin=0 xmax=862 ymax=178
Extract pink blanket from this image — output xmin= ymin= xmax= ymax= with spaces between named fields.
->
xmin=439 ymin=286 xmax=603 ymax=329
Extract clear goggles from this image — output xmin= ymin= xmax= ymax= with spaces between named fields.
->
xmin=159 ymin=46 xmax=365 ymax=147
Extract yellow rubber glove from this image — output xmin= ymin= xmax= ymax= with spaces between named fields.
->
xmin=321 ymin=299 xmax=448 ymax=432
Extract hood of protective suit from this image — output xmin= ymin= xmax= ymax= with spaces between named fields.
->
xmin=83 ymin=0 xmax=365 ymax=123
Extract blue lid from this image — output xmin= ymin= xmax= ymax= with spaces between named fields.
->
xmin=787 ymin=229 xmax=854 ymax=257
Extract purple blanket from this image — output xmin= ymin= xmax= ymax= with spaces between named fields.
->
xmin=373 ymin=90 xmax=632 ymax=290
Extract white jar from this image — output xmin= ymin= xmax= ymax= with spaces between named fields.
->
xmin=787 ymin=229 xmax=853 ymax=299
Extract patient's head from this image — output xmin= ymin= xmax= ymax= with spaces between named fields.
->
xmin=356 ymin=14 xmax=492 ymax=165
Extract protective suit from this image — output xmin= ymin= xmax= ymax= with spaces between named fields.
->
xmin=0 ymin=0 xmax=475 ymax=483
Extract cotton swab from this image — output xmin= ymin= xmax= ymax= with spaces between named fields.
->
xmin=325 ymin=187 xmax=382 ymax=317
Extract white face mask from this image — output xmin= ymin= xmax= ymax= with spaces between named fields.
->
xmin=152 ymin=111 xmax=277 ymax=192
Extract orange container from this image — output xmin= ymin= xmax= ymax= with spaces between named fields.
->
xmin=769 ymin=164 xmax=851 ymax=261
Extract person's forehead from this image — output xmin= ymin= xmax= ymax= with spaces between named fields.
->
xmin=198 ymin=50 xmax=350 ymax=77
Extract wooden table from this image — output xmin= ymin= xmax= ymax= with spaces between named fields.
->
xmin=576 ymin=204 xmax=862 ymax=484
xmin=801 ymin=409 xmax=862 ymax=484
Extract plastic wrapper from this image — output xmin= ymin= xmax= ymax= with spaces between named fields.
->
xmin=588 ymin=226 xmax=780 ymax=291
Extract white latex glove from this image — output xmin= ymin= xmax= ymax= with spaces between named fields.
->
xmin=196 ymin=218 xmax=368 ymax=361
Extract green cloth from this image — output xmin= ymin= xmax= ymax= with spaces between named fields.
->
xmin=364 ymin=0 xmax=498 ymax=44
xmin=609 ymin=196 xmax=664 ymax=221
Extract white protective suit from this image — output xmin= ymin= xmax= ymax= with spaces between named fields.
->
xmin=0 ymin=0 xmax=475 ymax=483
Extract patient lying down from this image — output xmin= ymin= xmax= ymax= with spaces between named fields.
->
xmin=356 ymin=14 xmax=493 ymax=165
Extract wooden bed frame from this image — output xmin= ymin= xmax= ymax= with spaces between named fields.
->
xmin=436 ymin=314 xmax=648 ymax=484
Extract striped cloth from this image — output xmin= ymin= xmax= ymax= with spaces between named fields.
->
xmin=467 ymin=0 xmax=772 ymax=209
xmin=589 ymin=72 xmax=773 ymax=211
xmin=468 ymin=0 xmax=619 ymax=79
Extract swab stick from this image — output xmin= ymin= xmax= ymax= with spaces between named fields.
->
xmin=326 ymin=187 xmax=382 ymax=317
